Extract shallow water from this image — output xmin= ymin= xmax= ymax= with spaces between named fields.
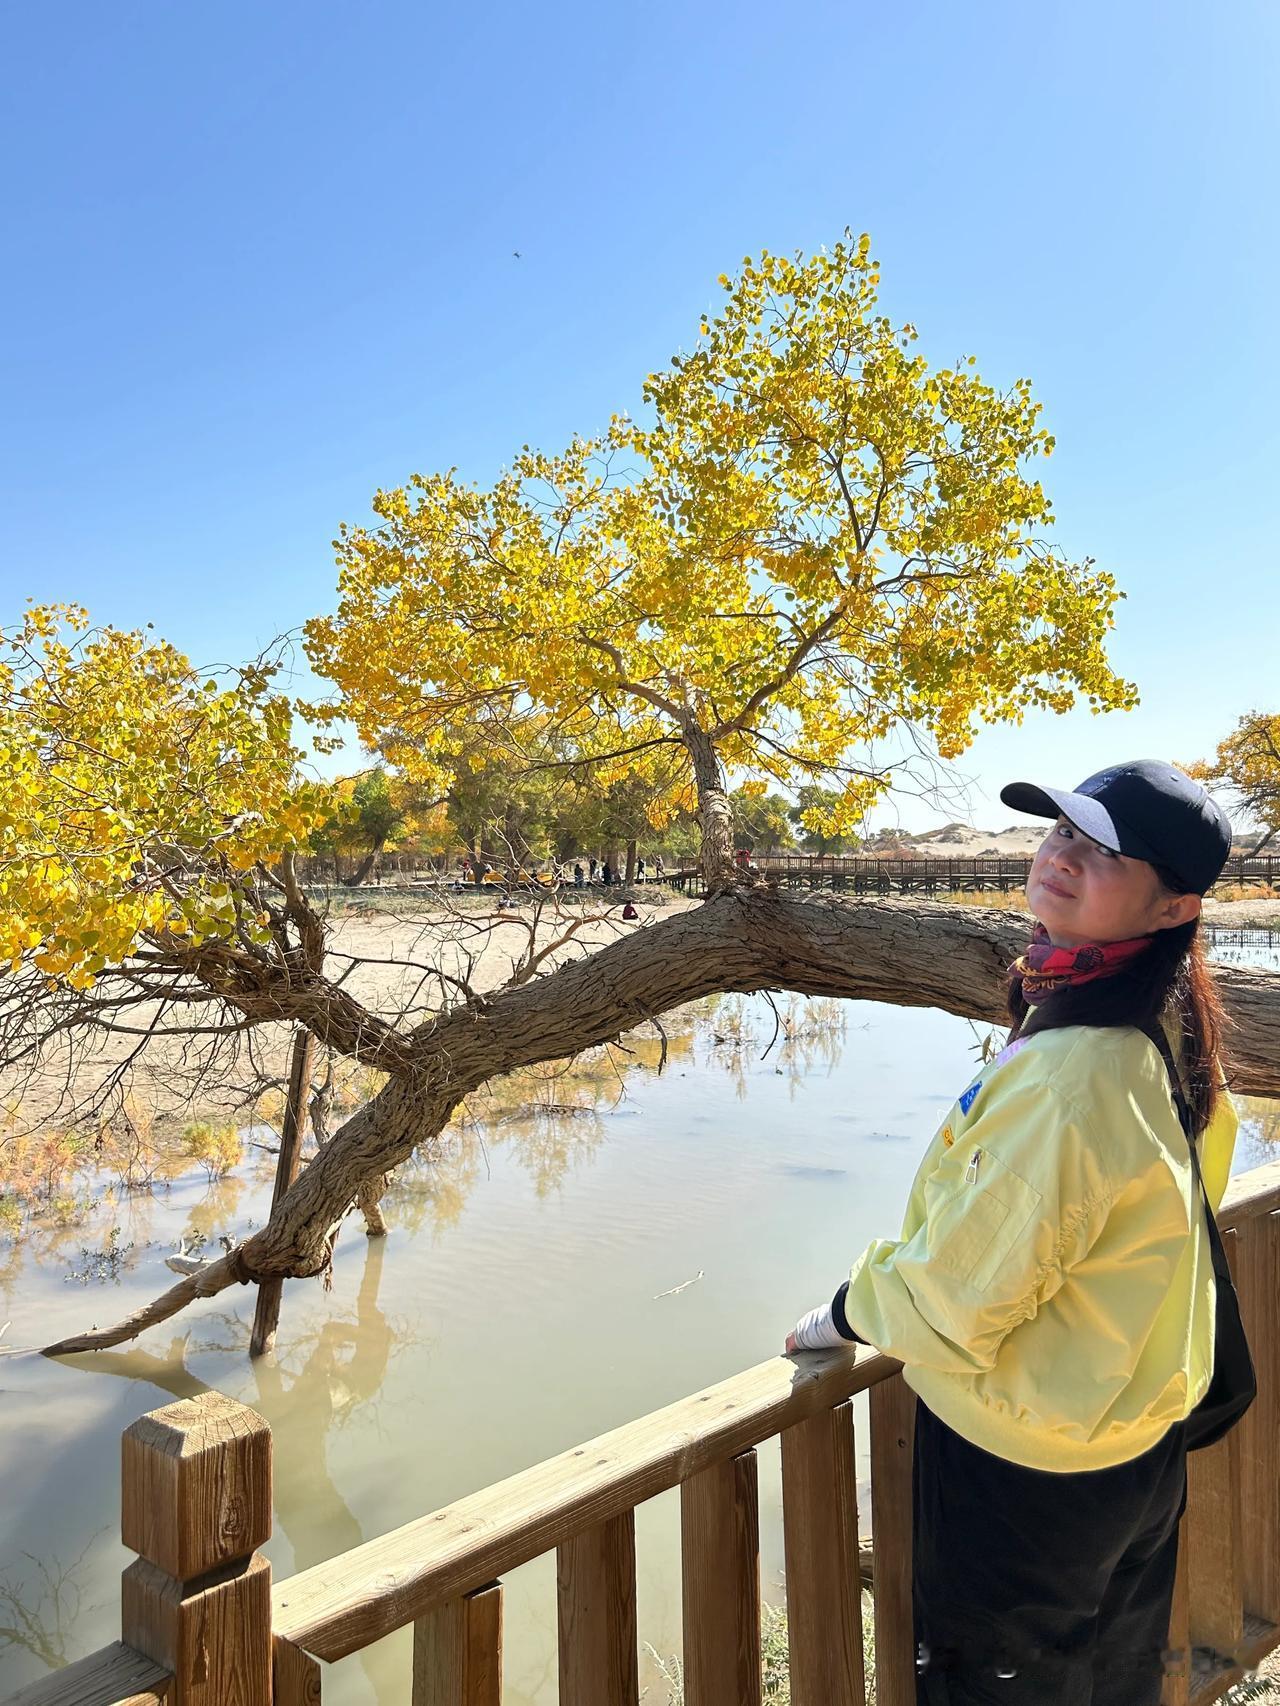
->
xmin=1 ymin=941 xmax=1276 ymax=1701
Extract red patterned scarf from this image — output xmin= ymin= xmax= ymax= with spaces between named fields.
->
xmin=1011 ymin=921 xmax=1154 ymax=1004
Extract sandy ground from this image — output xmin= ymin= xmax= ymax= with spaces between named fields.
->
xmin=895 ymin=821 xmax=1274 ymax=861
xmin=1 ymin=891 xmax=704 ymax=1131
xmin=3 ymin=886 xmax=1275 ymax=1134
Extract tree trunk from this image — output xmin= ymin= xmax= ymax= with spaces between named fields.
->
xmin=345 ymin=842 xmax=385 ymax=888
xmin=682 ymin=722 xmax=736 ymax=889
xmin=625 ymin=839 xmax=638 ymax=885
xmin=249 ymin=1029 xmax=315 ymax=1357
xmin=310 ymin=1062 xmax=388 ymax=1238
xmin=39 ymin=894 xmax=1280 ymax=1358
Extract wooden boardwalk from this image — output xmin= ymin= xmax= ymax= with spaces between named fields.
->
xmin=669 ymin=853 xmax=1280 ymax=897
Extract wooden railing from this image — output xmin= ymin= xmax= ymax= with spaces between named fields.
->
xmin=670 ymin=854 xmax=1280 ymax=897
xmin=9 ymin=1156 xmax=1280 ymax=1706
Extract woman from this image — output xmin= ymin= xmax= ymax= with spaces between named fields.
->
xmin=786 ymin=760 xmax=1239 ymax=1704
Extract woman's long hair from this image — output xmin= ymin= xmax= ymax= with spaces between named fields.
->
xmin=1007 ymin=864 xmax=1230 ymax=1137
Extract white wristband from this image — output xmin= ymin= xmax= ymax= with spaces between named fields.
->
xmin=791 ymin=1301 xmax=849 ymax=1351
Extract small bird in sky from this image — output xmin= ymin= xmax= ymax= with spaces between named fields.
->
xmin=512 ymin=250 xmax=522 ymax=259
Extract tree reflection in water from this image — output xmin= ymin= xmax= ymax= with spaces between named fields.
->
xmin=56 ymin=1236 xmax=412 ymax=1703
xmin=0 ymin=1534 xmax=105 ymax=1673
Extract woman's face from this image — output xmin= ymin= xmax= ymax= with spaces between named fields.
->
xmin=1026 ymin=816 xmax=1201 ymax=946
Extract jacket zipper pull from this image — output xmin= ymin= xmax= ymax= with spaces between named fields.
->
xmin=965 ymin=1149 xmax=982 ymax=1185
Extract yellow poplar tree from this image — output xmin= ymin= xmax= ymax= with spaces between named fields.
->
xmin=306 ymin=232 xmax=1137 ymax=885
xmin=1190 ymin=712 xmax=1280 ymax=854
xmin=0 ymin=605 xmax=335 ymax=989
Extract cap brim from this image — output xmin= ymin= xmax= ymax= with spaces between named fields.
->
xmin=999 ymin=781 xmax=1123 ymax=853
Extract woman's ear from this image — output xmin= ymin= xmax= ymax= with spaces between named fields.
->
xmin=1158 ymin=891 xmax=1202 ymax=930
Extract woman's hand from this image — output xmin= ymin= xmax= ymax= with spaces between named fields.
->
xmin=784 ymin=1330 xmax=799 ymax=1355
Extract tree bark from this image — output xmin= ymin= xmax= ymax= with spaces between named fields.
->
xmin=39 ymin=894 xmax=1280 ymax=1358
xmin=683 ymin=723 xmax=736 ymax=889
xmin=345 ymin=843 xmax=385 ymax=887
xmin=625 ymin=839 xmax=638 ymax=885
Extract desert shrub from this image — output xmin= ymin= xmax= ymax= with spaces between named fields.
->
xmin=1213 ymin=881 xmax=1278 ymax=903
xmin=648 ymin=1596 xmax=877 ymax=1704
xmin=180 ymin=1120 xmax=243 ymax=1180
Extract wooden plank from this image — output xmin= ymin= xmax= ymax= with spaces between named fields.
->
xmin=780 ymin=1401 xmax=864 ymax=1706
xmin=681 ymin=1450 xmax=761 ymax=1706
xmin=869 ymin=1374 xmax=916 ymax=1706
xmin=1161 ymin=1514 xmax=1191 ymax=1706
xmin=272 ymin=1346 xmax=897 ymax=1660
xmin=1218 ymin=1162 xmax=1280 ymax=1232
xmin=1185 ymin=1227 xmax=1245 ymax=1661
xmin=1182 ymin=1612 xmax=1280 ymax=1704
xmin=556 ymin=1512 xmax=638 ymax=1706
xmin=3 ymin=1643 xmax=172 ymax=1706
xmin=272 ymin=1638 xmax=322 ymax=1706
xmin=412 ymin=1584 xmax=502 ymax=1706
xmin=1235 ymin=1209 xmax=1280 ymax=1623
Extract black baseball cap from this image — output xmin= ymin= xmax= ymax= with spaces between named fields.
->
xmin=999 ymin=760 xmax=1233 ymax=895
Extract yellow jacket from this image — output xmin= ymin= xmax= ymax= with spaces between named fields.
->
xmin=839 ymin=1023 xmax=1236 ymax=1471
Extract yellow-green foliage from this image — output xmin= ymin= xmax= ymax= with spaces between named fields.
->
xmin=0 ymin=604 xmax=336 ymax=988
xmin=306 ymin=234 xmax=1135 ymax=846
xmin=936 ymin=888 xmax=1031 ymax=911
xmin=180 ymin=1120 xmax=242 ymax=1180
xmin=1212 ymin=882 xmax=1278 ymax=903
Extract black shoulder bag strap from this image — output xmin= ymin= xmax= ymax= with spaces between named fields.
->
xmin=1139 ymin=1020 xmax=1256 ymax=1451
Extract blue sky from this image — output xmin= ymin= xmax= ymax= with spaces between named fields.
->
xmin=2 ymin=0 xmax=1277 ymax=832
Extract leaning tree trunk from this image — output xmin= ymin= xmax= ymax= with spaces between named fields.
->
xmin=624 ymin=839 xmax=638 ymax=885
xmin=345 ymin=841 xmax=385 ymax=888
xmin=38 ymin=894 xmax=1280 ymax=1358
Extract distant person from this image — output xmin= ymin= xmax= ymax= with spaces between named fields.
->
xmin=637 ymin=856 xmax=646 ymax=880
xmin=589 ymin=857 xmax=598 ymax=881
xmin=654 ymin=854 xmax=665 ymax=880
xmin=573 ymin=862 xmax=584 ymax=888
xmin=621 ymin=900 xmax=639 ymax=920
xmin=785 ymin=760 xmax=1249 ymax=1704
xmin=602 ymin=858 xmax=614 ymax=886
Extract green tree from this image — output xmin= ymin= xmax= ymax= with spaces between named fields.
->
xmin=788 ymin=786 xmax=861 ymax=855
xmin=731 ymin=787 xmax=797 ymax=854
xmin=1190 ymin=713 xmax=1280 ymax=855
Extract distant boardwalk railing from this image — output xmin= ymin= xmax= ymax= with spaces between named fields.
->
xmin=299 ymin=851 xmax=1280 ymax=898
xmin=668 ymin=853 xmax=1280 ymax=897
xmin=9 ymin=1158 xmax=1280 ymax=1706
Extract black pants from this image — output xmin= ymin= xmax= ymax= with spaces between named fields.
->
xmin=912 ymin=1400 xmax=1188 ymax=1704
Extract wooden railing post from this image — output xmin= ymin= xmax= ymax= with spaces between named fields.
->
xmin=681 ymin=1450 xmax=761 ymax=1706
xmin=120 ymin=1392 xmax=273 ymax=1706
xmin=557 ymin=1513 xmax=639 ymax=1706
xmin=1161 ymin=1517 xmax=1191 ymax=1706
xmin=1237 ymin=1208 xmax=1280 ymax=1627
xmin=780 ymin=1400 xmax=864 ymax=1706
xmin=412 ymin=1584 xmax=502 ymax=1706
xmin=1185 ymin=1227 xmax=1246 ymax=1664
xmin=869 ymin=1374 xmax=917 ymax=1706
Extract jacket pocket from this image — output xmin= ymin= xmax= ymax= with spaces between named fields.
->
xmin=924 ymin=1148 xmax=1043 ymax=1293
